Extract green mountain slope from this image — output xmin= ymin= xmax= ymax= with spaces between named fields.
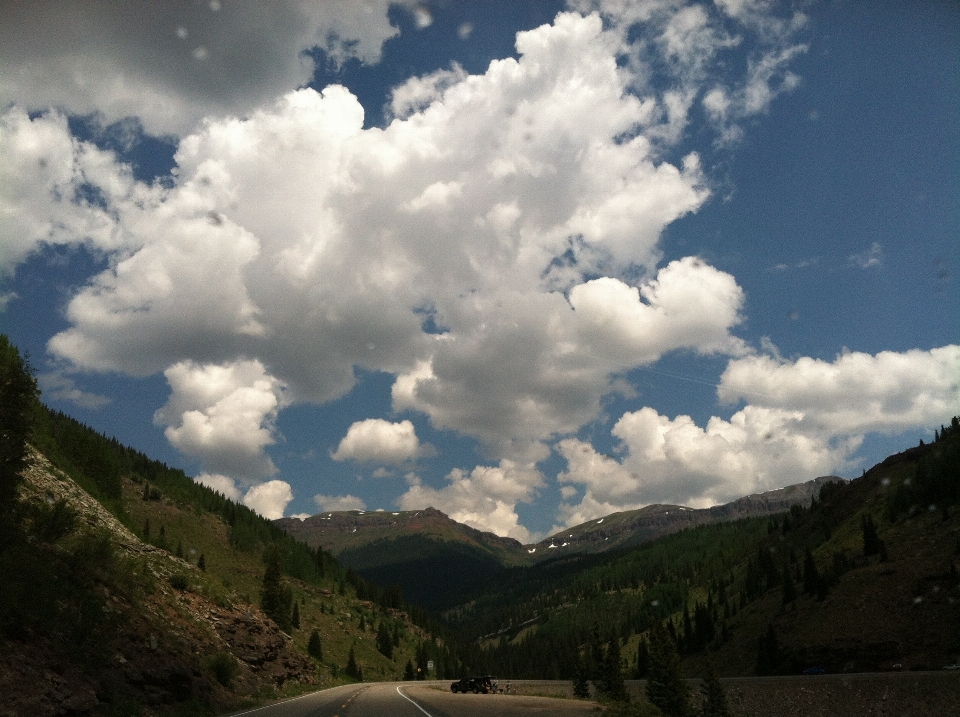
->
xmin=275 ymin=507 xmax=529 ymax=610
xmin=440 ymin=423 xmax=960 ymax=680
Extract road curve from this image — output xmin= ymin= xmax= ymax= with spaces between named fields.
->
xmin=220 ymin=681 xmax=601 ymax=717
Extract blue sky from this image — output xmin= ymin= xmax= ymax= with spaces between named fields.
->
xmin=1 ymin=0 xmax=957 ymax=541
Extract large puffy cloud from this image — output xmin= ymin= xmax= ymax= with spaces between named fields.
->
xmin=2 ymin=6 xmax=813 ymax=531
xmin=397 ymin=461 xmax=542 ymax=542
xmin=0 ymin=0 xmax=407 ymax=136
xmin=332 ymin=419 xmax=433 ymax=464
xmin=33 ymin=13 xmax=732 ymax=432
xmin=154 ymin=359 xmax=289 ymax=484
xmin=555 ymin=345 xmax=960 ymax=529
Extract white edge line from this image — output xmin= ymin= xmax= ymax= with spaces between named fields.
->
xmin=397 ymin=685 xmax=435 ymax=717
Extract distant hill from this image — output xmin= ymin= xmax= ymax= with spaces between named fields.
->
xmin=275 ymin=507 xmax=529 ymax=609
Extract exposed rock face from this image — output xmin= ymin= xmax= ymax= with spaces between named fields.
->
xmin=1 ymin=449 xmax=318 ymax=716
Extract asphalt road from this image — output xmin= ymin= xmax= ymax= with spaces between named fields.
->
xmin=222 ymin=682 xmax=601 ymax=717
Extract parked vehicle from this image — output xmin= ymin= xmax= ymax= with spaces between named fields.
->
xmin=450 ymin=675 xmax=499 ymax=693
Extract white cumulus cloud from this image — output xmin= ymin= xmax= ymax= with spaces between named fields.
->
xmin=554 ymin=345 xmax=960 ymax=529
xmin=314 ymin=494 xmax=367 ymax=512
xmin=332 ymin=418 xmax=433 ymax=464
xmin=243 ymin=480 xmax=294 ymax=520
xmin=154 ymin=359 xmax=289 ymax=484
xmin=194 ymin=473 xmax=242 ymax=501
xmin=397 ymin=461 xmax=542 ymax=542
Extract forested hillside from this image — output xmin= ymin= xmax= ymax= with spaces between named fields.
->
xmin=0 ymin=335 xmax=470 ymax=716
xmin=443 ymin=422 xmax=960 ymax=683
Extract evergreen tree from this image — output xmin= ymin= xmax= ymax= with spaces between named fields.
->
xmin=346 ymin=645 xmax=360 ymax=680
xmin=261 ymin=548 xmax=292 ymax=632
xmin=376 ymin=620 xmax=394 ymax=659
xmin=0 ymin=335 xmax=38 ymax=510
xmin=803 ymin=549 xmax=820 ymax=596
xmin=646 ymin=622 xmax=691 ymax=717
xmin=198 ymin=553 xmax=206 ymax=571
xmin=404 ymin=659 xmax=415 ymax=681
xmin=572 ymin=652 xmax=591 ymax=698
xmin=143 ymin=517 xmax=151 ymax=540
xmin=636 ymin=635 xmax=650 ymax=678
xmin=781 ymin=562 xmax=797 ymax=606
xmin=291 ymin=600 xmax=301 ymax=629
xmin=175 ymin=540 xmax=183 ymax=559
xmin=699 ymin=664 xmax=730 ymax=717
xmin=307 ymin=629 xmax=323 ymax=661
xmin=358 ymin=614 xmax=366 ymax=631
xmin=755 ymin=624 xmax=779 ymax=676
xmin=862 ymin=513 xmax=882 ymax=556
xmin=602 ymin=636 xmax=628 ymax=701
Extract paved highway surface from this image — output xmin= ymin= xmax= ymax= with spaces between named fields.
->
xmin=222 ymin=682 xmax=600 ymax=717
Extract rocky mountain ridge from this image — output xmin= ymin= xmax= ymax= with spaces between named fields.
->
xmin=529 ymin=475 xmax=842 ymax=556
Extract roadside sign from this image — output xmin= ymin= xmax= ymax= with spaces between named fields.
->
xmin=427 ymin=660 xmax=434 ymax=672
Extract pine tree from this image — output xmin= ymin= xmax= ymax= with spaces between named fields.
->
xmin=175 ymin=540 xmax=183 ymax=559
xmin=261 ymin=548 xmax=292 ymax=632
xmin=376 ymin=620 xmax=394 ymax=659
xmin=308 ymin=629 xmax=323 ymax=661
xmin=143 ymin=517 xmax=151 ymax=540
xmin=646 ymin=621 xmax=691 ymax=717
xmin=636 ymin=635 xmax=650 ymax=678
xmin=803 ymin=549 xmax=820 ymax=596
xmin=699 ymin=664 xmax=731 ymax=717
xmin=572 ymin=652 xmax=591 ymax=698
xmin=862 ymin=513 xmax=882 ymax=556
xmin=198 ymin=553 xmax=206 ymax=571
xmin=291 ymin=600 xmax=300 ymax=629
xmin=0 ymin=335 xmax=39 ymax=510
xmin=346 ymin=645 xmax=360 ymax=680
xmin=404 ymin=659 xmax=415 ymax=680
xmin=755 ymin=624 xmax=779 ymax=676
xmin=602 ymin=636 xmax=628 ymax=701
xmin=782 ymin=562 xmax=797 ymax=606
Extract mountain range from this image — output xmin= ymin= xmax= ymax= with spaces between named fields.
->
xmin=274 ymin=476 xmax=838 ymax=609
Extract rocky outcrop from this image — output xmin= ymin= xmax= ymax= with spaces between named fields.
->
xmin=2 ymin=448 xmax=318 ymax=716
